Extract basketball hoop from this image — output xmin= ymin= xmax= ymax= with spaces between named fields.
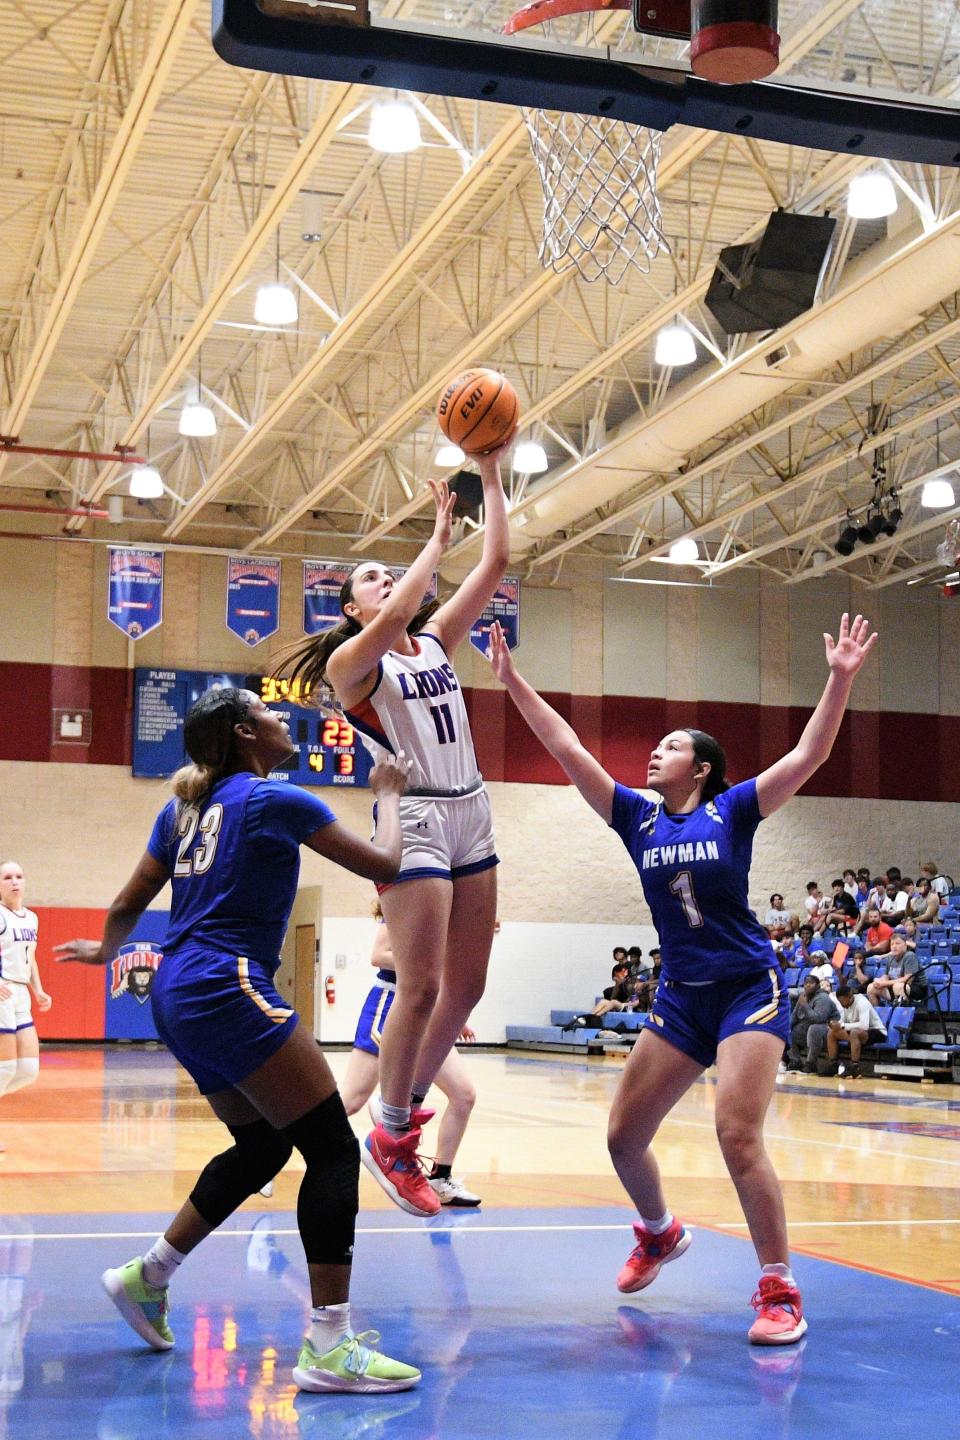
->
xmin=504 ymin=0 xmax=666 ymax=284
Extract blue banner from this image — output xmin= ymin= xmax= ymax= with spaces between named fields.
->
xmin=303 ymin=559 xmax=354 ymax=635
xmin=470 ymin=576 xmax=520 ymax=655
xmin=107 ymin=547 xmax=163 ymax=639
xmin=303 ymin=560 xmax=438 ymax=634
xmin=103 ymin=911 xmax=167 ymax=1041
xmin=226 ymin=556 xmax=281 ymax=647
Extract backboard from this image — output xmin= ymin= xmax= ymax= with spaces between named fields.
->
xmin=213 ymin=0 xmax=960 ymax=167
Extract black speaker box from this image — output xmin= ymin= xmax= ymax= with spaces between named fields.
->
xmin=449 ymin=470 xmax=484 ymax=519
xmin=705 ymin=211 xmax=837 ymax=335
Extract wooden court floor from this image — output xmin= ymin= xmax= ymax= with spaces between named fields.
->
xmin=4 ymin=1044 xmax=960 ymax=1293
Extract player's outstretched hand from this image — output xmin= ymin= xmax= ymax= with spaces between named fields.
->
xmin=426 ymin=478 xmax=456 ymax=550
xmin=477 ymin=424 xmax=519 ymax=471
xmin=369 ymin=749 xmax=412 ymax=798
xmin=53 ymin=940 xmax=104 ymax=966
xmin=485 ymin=620 xmax=517 ymax=686
xmin=824 ymin=612 xmax=877 ymax=680
xmin=458 ymin=1024 xmax=476 ymax=1043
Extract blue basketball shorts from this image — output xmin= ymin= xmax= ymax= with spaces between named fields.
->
xmin=150 ymin=947 xmax=299 ymax=1095
xmin=643 ymin=967 xmax=790 ymax=1068
xmin=352 ymin=972 xmax=396 ymax=1056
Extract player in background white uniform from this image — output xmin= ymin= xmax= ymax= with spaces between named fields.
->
xmin=0 ymin=861 xmax=52 ymax=1144
xmin=340 ymin=903 xmax=481 ymax=1207
xmin=283 ymin=439 xmax=512 ymax=1217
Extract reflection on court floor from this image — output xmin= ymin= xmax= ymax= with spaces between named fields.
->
xmin=2 ymin=1048 xmax=959 ymax=1437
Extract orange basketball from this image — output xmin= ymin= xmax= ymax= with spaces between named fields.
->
xmin=437 ymin=368 xmax=519 ymax=455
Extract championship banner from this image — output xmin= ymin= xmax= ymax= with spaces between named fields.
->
xmin=107 ymin=547 xmax=164 ymax=639
xmin=303 ymin=561 xmax=438 ymax=634
xmin=303 ymin=559 xmax=355 ymax=635
xmin=226 ymin=556 xmax=281 ymax=647
xmin=470 ymin=576 xmax=520 ymax=655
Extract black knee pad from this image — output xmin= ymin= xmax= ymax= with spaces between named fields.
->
xmin=283 ymin=1092 xmax=360 ymax=1267
xmin=189 ymin=1118 xmax=293 ymax=1228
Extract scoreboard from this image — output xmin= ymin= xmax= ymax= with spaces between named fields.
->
xmin=133 ymin=668 xmax=372 ymax=787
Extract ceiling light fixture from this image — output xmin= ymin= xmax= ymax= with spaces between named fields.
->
xmin=847 ymin=172 xmax=898 ymax=220
xmin=668 ymin=536 xmax=699 ymax=564
xmin=368 ymin=98 xmax=422 ymax=154
xmin=654 ymin=322 xmax=697 ymax=368
xmin=129 ymin=465 xmax=164 ymax=499
xmin=921 ymin=476 xmax=956 ymax=509
xmin=435 ymin=443 xmax=465 ymax=467
xmin=254 ymin=281 xmax=298 ymax=326
xmin=179 ymin=400 xmax=217 ymax=437
xmin=513 ymin=440 xmax=548 ymax=474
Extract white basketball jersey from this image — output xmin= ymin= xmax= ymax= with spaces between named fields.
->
xmin=346 ymin=632 xmax=481 ymax=792
xmin=0 ymin=905 xmax=38 ymax=984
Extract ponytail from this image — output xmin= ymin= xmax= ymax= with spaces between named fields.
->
xmin=171 ymin=762 xmax=219 ymax=806
xmin=273 ymin=569 xmax=441 ymax=700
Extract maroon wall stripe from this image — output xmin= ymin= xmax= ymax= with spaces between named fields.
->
xmin=8 ymin=663 xmax=960 ymax=801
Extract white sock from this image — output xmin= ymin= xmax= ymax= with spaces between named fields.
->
xmin=310 ymin=1302 xmax=351 ymax=1352
xmin=762 ymin=1261 xmax=795 ymax=1285
xmin=639 ymin=1210 xmax=674 ymax=1235
xmin=142 ymin=1236 xmax=186 ymax=1288
xmin=0 ymin=1061 xmax=17 ymax=1097
xmin=378 ymin=1097 xmax=411 ymax=1138
xmin=5 ymin=1057 xmax=39 ymax=1095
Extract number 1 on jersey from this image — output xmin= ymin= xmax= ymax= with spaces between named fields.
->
xmin=430 ymin=702 xmax=456 ymax=745
xmin=669 ymin=870 xmax=704 ymax=928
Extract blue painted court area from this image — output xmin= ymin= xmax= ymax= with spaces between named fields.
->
xmin=2 ymin=1206 xmax=956 ymax=1440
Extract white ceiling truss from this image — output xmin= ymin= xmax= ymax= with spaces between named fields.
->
xmin=3 ymin=0 xmax=960 ymax=589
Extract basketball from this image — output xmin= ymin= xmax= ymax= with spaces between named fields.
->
xmin=437 ymin=368 xmax=519 ymax=455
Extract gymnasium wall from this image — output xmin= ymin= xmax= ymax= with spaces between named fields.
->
xmin=4 ymin=535 xmax=959 ymax=1038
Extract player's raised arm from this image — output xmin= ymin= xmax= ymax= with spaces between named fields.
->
xmin=325 ymin=482 xmax=455 ymax=701
xmin=756 ymin=613 xmax=877 ymax=819
xmin=485 ymin=621 xmax=615 ymax=822
xmin=427 ymin=433 xmax=515 ymax=654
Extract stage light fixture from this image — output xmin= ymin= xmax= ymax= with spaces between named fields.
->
xmin=835 ymin=524 xmax=858 ymax=556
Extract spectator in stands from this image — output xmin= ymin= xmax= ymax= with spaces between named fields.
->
xmin=596 ymin=964 xmax=634 ymax=1017
xmin=786 ymin=977 xmax=837 ymax=1072
xmin=842 ymin=868 xmax=859 ymax=900
xmin=764 ymin=894 xmax=791 ymax=936
xmin=859 ymin=906 xmax=893 ymax=956
xmin=866 ymin=934 xmax=919 ymax=1006
xmin=612 ymin=946 xmax=628 ymax=968
xmin=853 ymin=868 xmax=872 ymax=908
xmin=626 ymin=945 xmax=645 ymax=979
xmin=782 ymin=923 xmax=816 ymax=964
xmin=821 ymin=878 xmax=860 ymax=933
xmin=864 ymin=877 xmax=895 ymax=918
xmin=884 ymin=877 xmax=909 ymax=925
xmin=897 ymin=917 xmax=918 ymax=950
xmin=809 ymin=952 xmax=834 ymax=992
xmin=826 ymin=985 xmax=886 ymax=1078
xmin=803 ymin=882 xmax=826 ymax=923
xmin=635 ymin=949 xmax=662 ymax=1011
xmin=910 ymin=877 xmax=942 ymax=927
xmin=920 ymin=861 xmax=950 ymax=902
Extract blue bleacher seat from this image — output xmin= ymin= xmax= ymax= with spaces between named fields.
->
xmin=782 ymin=968 xmax=799 ymax=987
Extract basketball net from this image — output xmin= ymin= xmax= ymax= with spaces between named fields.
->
xmin=521 ymin=108 xmax=666 ymax=283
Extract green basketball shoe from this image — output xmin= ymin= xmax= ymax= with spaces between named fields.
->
xmin=293 ymin=1330 xmax=421 ymax=1394
xmin=101 ymin=1258 xmax=174 ymax=1351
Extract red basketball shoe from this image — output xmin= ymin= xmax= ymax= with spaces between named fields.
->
xmin=362 ymin=1125 xmax=441 ymax=1217
xmin=747 ymin=1276 xmax=808 ymax=1345
xmin=616 ymin=1218 xmax=691 ymax=1293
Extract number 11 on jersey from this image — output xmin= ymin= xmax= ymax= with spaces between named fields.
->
xmin=430 ymin=702 xmax=456 ymax=745
xmin=669 ymin=870 xmax=704 ymax=928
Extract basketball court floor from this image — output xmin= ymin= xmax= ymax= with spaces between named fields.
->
xmin=2 ymin=1045 xmax=958 ymax=1439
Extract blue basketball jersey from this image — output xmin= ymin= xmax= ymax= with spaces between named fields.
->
xmin=147 ymin=772 xmax=336 ymax=965
xmin=610 ymin=778 xmax=774 ymax=983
